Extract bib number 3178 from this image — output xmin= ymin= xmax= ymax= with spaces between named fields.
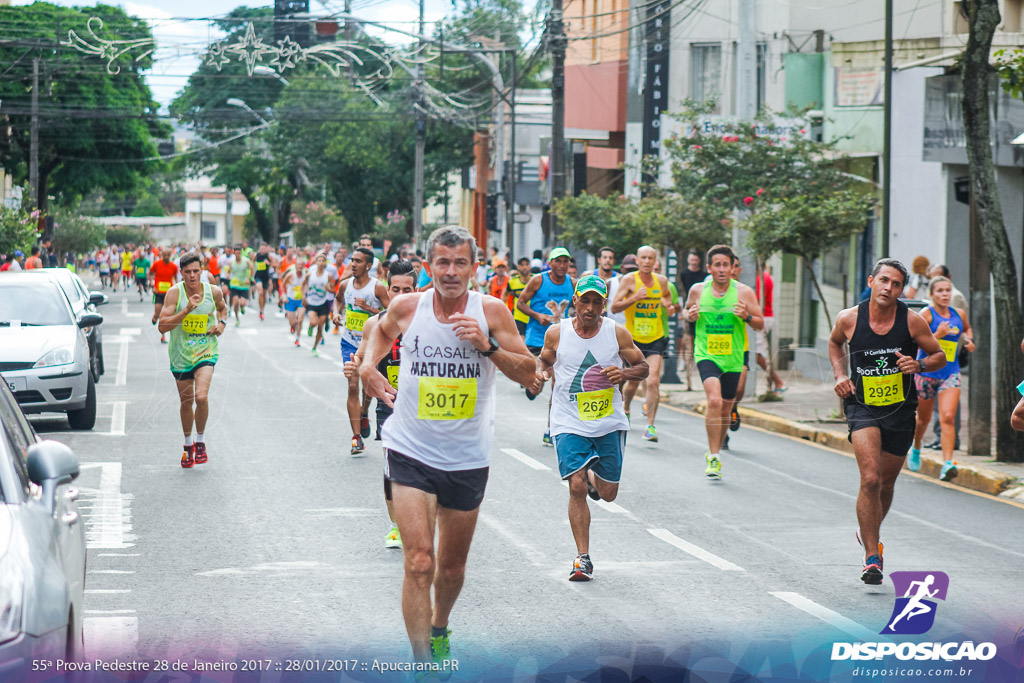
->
xmin=418 ymin=377 xmax=477 ymax=420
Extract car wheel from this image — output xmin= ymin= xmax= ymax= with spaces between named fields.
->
xmin=97 ymin=343 xmax=105 ymax=376
xmin=90 ymin=351 xmax=101 ymax=383
xmin=66 ymin=608 xmax=83 ymax=662
xmin=67 ymin=375 xmax=97 ymax=430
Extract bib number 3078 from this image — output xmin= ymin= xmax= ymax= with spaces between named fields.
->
xmin=862 ymin=373 xmax=904 ymax=406
xmin=418 ymin=377 xmax=477 ymax=420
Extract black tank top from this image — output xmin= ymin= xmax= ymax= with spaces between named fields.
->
xmin=848 ymin=299 xmax=918 ymax=409
xmin=375 ymin=310 xmax=402 ymax=390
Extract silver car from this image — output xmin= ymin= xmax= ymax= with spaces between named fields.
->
xmin=0 ymin=274 xmax=102 ymax=430
xmin=0 ymin=380 xmax=86 ymax=671
xmin=26 ymin=269 xmax=108 ymax=383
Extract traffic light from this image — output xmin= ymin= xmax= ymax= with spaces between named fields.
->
xmin=485 ymin=194 xmax=499 ymax=232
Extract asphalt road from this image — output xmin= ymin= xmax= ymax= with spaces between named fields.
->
xmin=29 ymin=277 xmax=1024 ymax=681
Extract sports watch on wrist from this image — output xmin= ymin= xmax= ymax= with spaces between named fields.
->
xmin=481 ymin=336 xmax=500 ymax=357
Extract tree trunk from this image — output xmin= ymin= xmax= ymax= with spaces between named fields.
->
xmin=962 ymin=0 xmax=1024 ymax=461
xmin=804 ymin=258 xmax=833 ymax=329
xmin=241 ymin=188 xmax=271 ymax=243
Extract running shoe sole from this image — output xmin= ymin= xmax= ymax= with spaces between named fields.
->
xmin=569 ymin=569 xmax=592 ymax=581
xmin=730 ymin=410 xmax=741 ymax=431
xmin=861 ymin=564 xmax=883 ymax=585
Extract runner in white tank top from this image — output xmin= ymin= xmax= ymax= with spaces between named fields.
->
xmin=357 ymin=226 xmax=543 ymax=668
xmin=301 ymin=253 xmax=336 ymax=356
xmin=538 ymin=274 xmax=648 ymax=582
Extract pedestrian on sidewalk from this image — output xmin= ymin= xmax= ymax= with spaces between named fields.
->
xmin=904 ymin=255 xmax=931 ymax=299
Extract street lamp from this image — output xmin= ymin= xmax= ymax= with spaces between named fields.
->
xmin=253 ymin=65 xmax=291 ymax=86
xmin=225 ymin=97 xmax=270 ymax=125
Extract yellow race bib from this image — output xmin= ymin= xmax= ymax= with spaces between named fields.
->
xmin=387 ymin=365 xmax=400 ymax=389
xmin=346 ymin=309 xmax=370 ymax=332
xmin=291 ymin=285 xmax=303 ymax=300
xmin=576 ymin=388 xmax=614 ymax=421
xmin=136 ymin=267 xmax=145 ymax=276
xmin=256 ymin=261 xmax=267 ymax=271
xmin=182 ymin=314 xmax=209 ymax=335
xmin=863 ymin=374 xmax=904 ymax=406
xmin=157 ymin=281 xmax=171 ymax=293
xmin=632 ymin=317 xmax=660 ymax=341
xmin=418 ymin=377 xmax=477 ymax=420
xmin=707 ymin=334 xmax=732 ymax=356
xmin=229 ymin=278 xmax=241 ymax=288
xmin=939 ymin=339 xmax=958 ymax=363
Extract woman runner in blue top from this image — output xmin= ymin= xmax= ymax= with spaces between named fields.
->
xmin=910 ymin=276 xmax=975 ymax=479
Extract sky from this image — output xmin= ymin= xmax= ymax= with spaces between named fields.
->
xmin=13 ymin=0 xmax=496 ymax=108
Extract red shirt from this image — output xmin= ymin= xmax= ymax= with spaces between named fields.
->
xmin=755 ymin=271 xmax=774 ymax=318
xmin=152 ymin=259 xmax=179 ymax=295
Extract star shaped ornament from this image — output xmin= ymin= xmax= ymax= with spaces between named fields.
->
xmin=225 ymin=22 xmax=275 ymax=75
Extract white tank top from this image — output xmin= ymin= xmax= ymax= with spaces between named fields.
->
xmin=341 ymin=277 xmax=381 ymax=346
xmin=606 ymin=274 xmax=626 ymax=324
xmin=381 ymin=290 xmax=495 ymax=471
xmin=305 ymin=268 xmax=330 ymax=306
xmin=549 ymin=318 xmax=629 ymax=438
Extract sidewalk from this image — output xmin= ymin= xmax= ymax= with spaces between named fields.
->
xmin=661 ymin=364 xmax=1024 ymax=502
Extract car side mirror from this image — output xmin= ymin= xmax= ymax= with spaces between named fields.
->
xmin=89 ymin=292 xmax=109 ymax=306
xmin=27 ymin=440 xmax=80 ymax=514
xmin=79 ymin=313 xmax=103 ymax=328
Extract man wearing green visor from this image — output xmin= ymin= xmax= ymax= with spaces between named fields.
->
xmin=539 ymin=274 xmax=648 ymax=581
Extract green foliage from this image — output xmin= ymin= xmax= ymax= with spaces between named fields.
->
xmin=51 ymin=209 xmax=106 ymax=256
xmin=552 ymin=192 xmax=639 ymax=259
xmin=0 ymin=204 xmax=41 ymax=256
xmin=0 ymin=3 xmax=169 ymax=208
xmin=290 ymin=201 xmax=349 ymax=246
xmin=131 ymin=195 xmax=165 ymax=217
xmin=106 ymin=225 xmax=152 ymax=246
xmin=995 ymin=49 xmax=1024 ymax=98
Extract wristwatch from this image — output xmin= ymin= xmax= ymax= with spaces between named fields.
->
xmin=481 ymin=336 xmax=500 ymax=357
xmin=745 ymin=313 xmax=753 ymax=323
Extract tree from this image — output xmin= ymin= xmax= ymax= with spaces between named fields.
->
xmin=106 ymin=225 xmax=152 ymax=246
xmin=290 ymin=201 xmax=349 ymax=246
xmin=966 ymin=0 xmax=1024 ymax=461
xmin=662 ymin=103 xmax=875 ymax=327
xmin=131 ymin=195 xmax=164 ymax=217
xmin=50 ymin=208 xmax=105 ymax=257
xmin=551 ymin=192 xmax=636 ymax=259
xmin=0 ymin=204 xmax=40 ymax=257
xmin=0 ymin=3 xmax=169 ymax=210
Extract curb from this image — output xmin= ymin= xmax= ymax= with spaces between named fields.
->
xmin=668 ymin=395 xmax=1018 ymax=499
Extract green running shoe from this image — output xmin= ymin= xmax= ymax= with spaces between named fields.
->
xmin=311 ymin=347 xmax=319 ymax=357
xmin=385 ymin=526 xmax=402 ymax=549
xmin=429 ymin=627 xmax=452 ymax=680
xmin=643 ymin=425 xmax=657 ymax=442
xmin=704 ymin=452 xmax=722 ymax=479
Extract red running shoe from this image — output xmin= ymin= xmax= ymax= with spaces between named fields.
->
xmin=181 ymin=445 xmax=195 ymax=468
xmin=194 ymin=442 xmax=208 ymax=464
xmin=259 ymin=312 xmax=264 ymax=321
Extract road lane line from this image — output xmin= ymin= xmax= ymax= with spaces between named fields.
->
xmin=109 ymin=401 xmax=126 ymax=436
xmin=97 ymin=553 xmax=141 ymax=557
xmin=84 ymin=616 xmax=138 ymax=659
xmin=84 ymin=610 xmax=136 ymax=614
xmin=478 ymin=512 xmax=546 ymax=567
xmin=118 ymin=328 xmax=141 ymax=336
xmin=120 ymin=298 xmax=127 ymax=315
xmin=88 ymin=570 xmax=135 ymax=574
xmin=647 ymin=528 xmax=745 ymax=571
xmin=769 ymin=592 xmax=878 ymax=640
xmin=115 ymin=341 xmax=129 ymax=386
xmin=80 ymin=462 xmax=134 ymax=549
xmin=501 ymin=448 xmax=550 ymax=471
xmin=85 ymin=589 xmax=132 ymax=594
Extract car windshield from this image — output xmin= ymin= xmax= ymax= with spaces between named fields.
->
xmin=0 ymin=283 xmax=74 ymax=325
xmin=53 ymin=273 xmax=82 ymax=304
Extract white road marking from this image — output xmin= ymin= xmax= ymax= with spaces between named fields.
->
xmin=120 ymin=298 xmax=127 ymax=315
xmin=478 ymin=512 xmax=546 ymax=567
xmin=647 ymin=529 xmax=745 ymax=571
xmin=109 ymin=401 xmax=126 ymax=436
xmin=84 ymin=609 xmax=136 ymax=614
xmin=237 ymin=328 xmax=258 ymax=336
xmin=115 ymin=341 xmax=129 ymax=386
xmin=84 ymin=616 xmax=138 ymax=659
xmin=770 ymin=592 xmax=879 ymax=641
xmin=118 ymin=327 xmax=141 ymax=336
xmin=85 ymin=589 xmax=132 ymax=594
xmin=97 ymin=553 xmax=140 ymax=557
xmin=78 ymin=462 xmax=134 ymax=549
xmin=501 ymin=448 xmax=550 ymax=471
xmin=124 ymin=312 xmax=143 ymax=317
xmin=88 ymin=570 xmax=135 ymax=574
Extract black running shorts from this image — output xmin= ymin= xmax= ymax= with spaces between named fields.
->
xmin=844 ymin=399 xmax=917 ymax=457
xmin=515 ymin=319 xmax=528 ymax=337
xmin=697 ymin=360 xmax=742 ymax=400
xmin=635 ymin=336 xmax=668 ymax=358
xmin=384 ymin=449 xmax=488 ymax=511
xmin=170 ymin=361 xmax=215 ymax=382
xmin=255 ymin=271 xmax=270 ymax=287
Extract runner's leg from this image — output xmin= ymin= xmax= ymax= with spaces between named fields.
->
xmin=937 ymin=388 xmax=960 ymax=461
xmin=703 ymin=377 xmax=726 ymax=452
xmin=852 ymin=429 xmax=904 ymax=557
xmin=432 ymin=505 xmax=481 ymax=632
xmin=567 ymin=470 xmax=591 ymax=555
xmin=645 ymin=353 xmax=664 ymax=426
xmin=913 ymin=397 xmax=935 ymax=450
xmin=192 ymin=365 xmax=214 ymax=435
xmin=175 ymin=378 xmax=196 ymax=439
xmin=391 ymin=483 xmax=438 ymax=662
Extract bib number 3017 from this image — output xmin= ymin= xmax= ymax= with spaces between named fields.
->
xmin=418 ymin=377 xmax=477 ymax=420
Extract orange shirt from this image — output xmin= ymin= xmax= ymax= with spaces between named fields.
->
xmin=208 ymin=256 xmax=220 ymax=277
xmin=151 ymin=259 xmax=179 ymax=294
xmin=25 ymin=256 xmax=43 ymax=269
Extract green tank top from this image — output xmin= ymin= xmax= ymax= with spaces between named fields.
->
xmin=229 ymin=259 xmax=252 ymax=288
xmin=168 ymin=282 xmax=218 ymax=372
xmin=695 ymin=279 xmax=745 ymax=372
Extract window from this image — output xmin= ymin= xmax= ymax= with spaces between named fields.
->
xmin=822 ymin=240 xmax=851 ymax=289
xmin=201 ymin=221 xmax=217 ymax=241
xmin=691 ymin=43 xmax=722 ymax=111
xmin=756 ymin=42 xmax=768 ymax=112
xmin=0 ymin=388 xmax=35 ymax=499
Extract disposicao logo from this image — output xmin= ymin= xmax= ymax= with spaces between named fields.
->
xmin=881 ymin=571 xmax=949 ymax=635
xmin=831 ymin=571 xmax=997 ymax=662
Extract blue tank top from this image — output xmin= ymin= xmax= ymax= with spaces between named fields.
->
xmin=524 ymin=272 xmax=574 ymax=347
xmin=918 ymin=305 xmax=961 ymax=379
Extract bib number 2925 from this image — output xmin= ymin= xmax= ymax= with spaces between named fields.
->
xmin=418 ymin=377 xmax=477 ymax=420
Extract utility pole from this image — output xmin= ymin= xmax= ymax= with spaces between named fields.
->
xmin=30 ymin=56 xmax=40 ymax=209
xmin=507 ymin=50 xmax=517 ymax=258
xmin=549 ymin=0 xmax=567 ymax=239
xmin=412 ymin=0 xmax=426 ymax=248
xmin=882 ymin=0 xmax=893 ymax=255
xmin=736 ymin=0 xmax=757 ymax=120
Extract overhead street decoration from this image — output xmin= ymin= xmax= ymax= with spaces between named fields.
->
xmin=62 ymin=17 xmax=156 ymax=75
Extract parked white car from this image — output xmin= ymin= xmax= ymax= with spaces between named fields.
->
xmin=26 ymin=268 xmax=108 ymax=383
xmin=0 ymin=273 xmax=102 ymax=430
xmin=0 ymin=380 xmax=85 ymax=671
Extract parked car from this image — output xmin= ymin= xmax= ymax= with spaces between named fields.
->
xmin=26 ymin=268 xmax=108 ymax=383
xmin=0 ymin=273 xmax=102 ymax=430
xmin=0 ymin=380 xmax=85 ymax=671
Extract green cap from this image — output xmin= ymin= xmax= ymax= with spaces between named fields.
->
xmin=548 ymin=247 xmax=571 ymax=261
xmin=574 ymin=274 xmax=608 ymax=298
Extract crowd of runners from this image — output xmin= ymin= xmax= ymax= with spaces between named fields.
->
xmin=89 ymin=225 xmax=1005 ymax=675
